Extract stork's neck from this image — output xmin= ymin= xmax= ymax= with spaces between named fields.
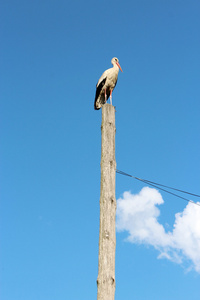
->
xmin=112 ymin=63 xmax=120 ymax=73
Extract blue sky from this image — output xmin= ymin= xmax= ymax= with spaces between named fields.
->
xmin=1 ymin=0 xmax=200 ymax=299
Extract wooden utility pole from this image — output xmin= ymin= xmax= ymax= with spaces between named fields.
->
xmin=97 ymin=104 xmax=116 ymax=300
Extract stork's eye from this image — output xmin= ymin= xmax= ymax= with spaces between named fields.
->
xmin=115 ymin=58 xmax=118 ymax=61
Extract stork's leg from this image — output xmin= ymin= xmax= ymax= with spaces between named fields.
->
xmin=110 ymin=90 xmax=113 ymax=105
xmin=104 ymin=88 xmax=107 ymax=103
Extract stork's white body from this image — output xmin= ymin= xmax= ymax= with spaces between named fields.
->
xmin=94 ymin=57 xmax=122 ymax=110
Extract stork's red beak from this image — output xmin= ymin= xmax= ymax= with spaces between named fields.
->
xmin=116 ymin=62 xmax=123 ymax=72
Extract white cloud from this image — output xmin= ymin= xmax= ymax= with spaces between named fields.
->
xmin=116 ymin=187 xmax=200 ymax=273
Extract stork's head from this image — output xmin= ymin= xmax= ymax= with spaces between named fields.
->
xmin=111 ymin=57 xmax=123 ymax=72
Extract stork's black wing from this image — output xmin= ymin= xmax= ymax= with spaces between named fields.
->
xmin=94 ymin=77 xmax=106 ymax=110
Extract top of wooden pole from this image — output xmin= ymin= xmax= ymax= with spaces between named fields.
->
xmin=102 ymin=103 xmax=115 ymax=121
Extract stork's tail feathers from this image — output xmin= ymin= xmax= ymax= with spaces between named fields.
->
xmin=94 ymin=96 xmax=106 ymax=110
xmin=94 ymin=102 xmax=101 ymax=110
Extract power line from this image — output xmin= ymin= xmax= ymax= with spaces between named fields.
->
xmin=116 ymin=170 xmax=200 ymax=197
xmin=116 ymin=169 xmax=200 ymax=207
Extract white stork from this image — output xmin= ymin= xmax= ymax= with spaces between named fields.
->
xmin=94 ymin=57 xmax=123 ymax=110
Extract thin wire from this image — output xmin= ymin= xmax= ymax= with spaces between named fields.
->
xmin=116 ymin=169 xmax=200 ymax=207
xmin=117 ymin=170 xmax=200 ymax=197
xmin=140 ymin=178 xmax=200 ymax=197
